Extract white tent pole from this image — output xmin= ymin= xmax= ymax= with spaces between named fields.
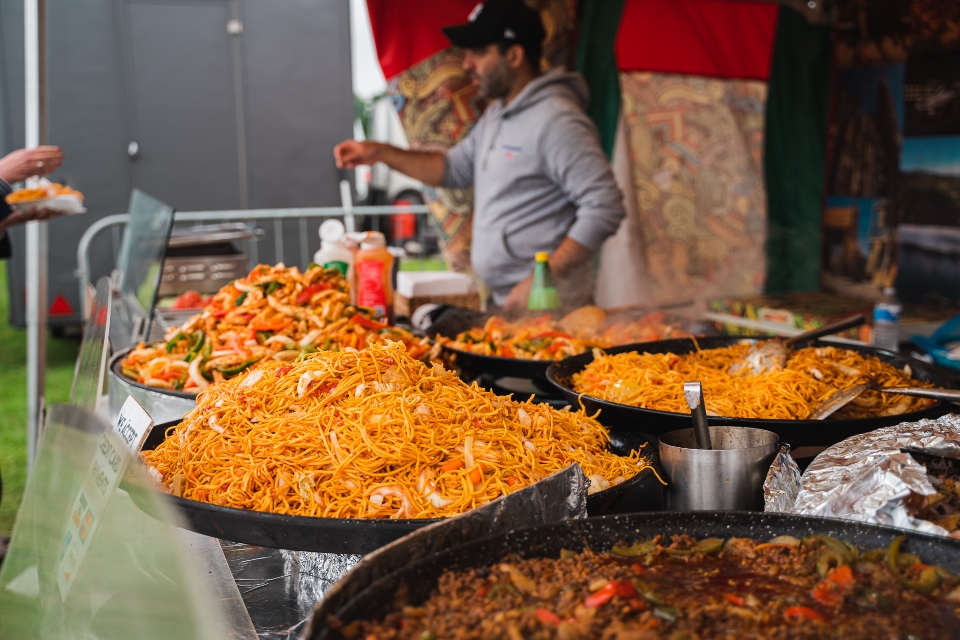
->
xmin=24 ymin=0 xmax=47 ymax=471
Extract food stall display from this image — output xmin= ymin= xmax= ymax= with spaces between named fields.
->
xmin=141 ymin=343 xmax=654 ymax=520
xmin=437 ymin=308 xmax=689 ymax=361
xmin=351 ymin=533 xmax=960 ymax=639
xmin=118 ymin=263 xmax=430 ymax=393
xmin=571 ymin=343 xmax=933 ymax=421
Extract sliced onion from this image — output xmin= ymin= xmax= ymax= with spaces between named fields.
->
xmin=265 ymin=334 xmax=296 ymax=347
xmin=464 ymin=435 xmax=475 ymax=469
xmin=239 ymin=370 xmax=264 ymax=389
xmin=299 ymin=329 xmax=322 ymax=347
xmin=233 ymin=281 xmax=257 ymax=292
xmin=188 ymin=357 xmax=209 ymax=391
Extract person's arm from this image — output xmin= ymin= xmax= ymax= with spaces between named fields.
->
xmin=502 ymin=237 xmax=591 ymax=311
xmin=334 ymin=141 xmax=446 ymax=186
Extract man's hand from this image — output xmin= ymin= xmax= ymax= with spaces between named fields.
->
xmin=503 ymin=274 xmax=533 ymax=313
xmin=0 ymin=146 xmax=64 ymax=183
xmin=333 ymin=140 xmax=447 ymax=186
xmin=333 ymin=140 xmax=382 ymax=169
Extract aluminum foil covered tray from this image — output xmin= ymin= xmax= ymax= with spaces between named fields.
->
xmin=768 ymin=413 xmax=960 ymax=537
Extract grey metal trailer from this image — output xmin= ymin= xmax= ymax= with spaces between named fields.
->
xmin=0 ymin=0 xmax=355 ymax=327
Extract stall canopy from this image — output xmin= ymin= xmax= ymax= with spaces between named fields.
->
xmin=364 ymin=0 xmax=830 ymax=303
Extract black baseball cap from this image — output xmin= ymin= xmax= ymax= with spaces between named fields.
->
xmin=442 ymin=0 xmax=546 ymax=49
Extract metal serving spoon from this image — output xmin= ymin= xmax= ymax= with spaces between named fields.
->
xmin=729 ymin=314 xmax=868 ymax=376
xmin=809 ymin=382 xmax=960 ymax=420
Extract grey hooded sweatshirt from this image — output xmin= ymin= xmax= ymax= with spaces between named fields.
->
xmin=441 ymin=68 xmax=625 ymax=306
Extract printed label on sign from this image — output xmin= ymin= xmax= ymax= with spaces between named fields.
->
xmin=323 ymin=260 xmax=349 ymax=276
xmin=56 ymin=396 xmax=154 ymax=599
xmin=356 ymin=260 xmax=387 ymax=316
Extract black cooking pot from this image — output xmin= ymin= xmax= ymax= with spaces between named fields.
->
xmin=305 ymin=510 xmax=960 ymax=639
xmin=547 ymin=337 xmax=955 ymax=447
xmin=123 ymin=420 xmax=660 ymax=554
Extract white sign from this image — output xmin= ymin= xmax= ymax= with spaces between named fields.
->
xmin=56 ymin=396 xmax=154 ymax=599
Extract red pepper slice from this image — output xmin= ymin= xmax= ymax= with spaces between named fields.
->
xmin=296 ymin=282 xmax=330 ymax=305
xmin=612 ymin=580 xmax=639 ymax=599
xmin=784 ymin=606 xmax=825 ymax=622
xmin=251 ymin=317 xmax=293 ymax=332
xmin=811 ymin=564 xmax=854 ymax=607
xmin=725 ymin=594 xmax=746 ymax=607
xmin=584 ymin=582 xmax=617 ymax=608
xmin=534 ymin=609 xmax=562 ymax=625
xmin=350 ymin=313 xmax=388 ymax=331
xmin=211 ymin=308 xmax=229 ymax=318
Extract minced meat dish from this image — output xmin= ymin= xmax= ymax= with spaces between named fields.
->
xmin=337 ymin=533 xmax=960 ymax=639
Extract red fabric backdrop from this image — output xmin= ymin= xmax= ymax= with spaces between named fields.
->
xmin=615 ymin=0 xmax=779 ymax=81
xmin=366 ymin=0 xmax=478 ymax=80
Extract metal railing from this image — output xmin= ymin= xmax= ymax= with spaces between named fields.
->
xmin=75 ymin=204 xmax=433 ymax=319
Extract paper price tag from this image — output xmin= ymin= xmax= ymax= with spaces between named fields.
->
xmin=56 ymin=396 xmax=154 ymax=599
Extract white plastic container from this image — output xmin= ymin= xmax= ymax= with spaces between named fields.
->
xmin=313 ymin=219 xmax=354 ymax=281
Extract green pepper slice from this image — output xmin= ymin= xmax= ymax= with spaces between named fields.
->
xmin=886 ymin=535 xmax=941 ymax=593
xmin=234 ymin=291 xmax=248 ymax=306
xmin=611 ymin=539 xmax=658 ymax=557
xmin=183 ymin=331 xmax=206 ymax=363
xmin=264 ymin=281 xmax=281 ymax=294
xmin=804 ymin=534 xmax=853 ymax=563
xmin=215 ymin=356 xmax=264 ymax=377
xmin=165 ymin=331 xmax=185 ymax=353
xmin=816 ymin=550 xmax=847 ymax=578
xmin=666 ymin=537 xmax=724 ymax=556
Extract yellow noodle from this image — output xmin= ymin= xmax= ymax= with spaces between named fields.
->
xmin=142 ymin=342 xmax=654 ymax=519
xmin=572 ymin=343 xmax=933 ymax=420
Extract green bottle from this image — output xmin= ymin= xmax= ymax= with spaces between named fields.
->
xmin=527 ymin=251 xmax=561 ymax=310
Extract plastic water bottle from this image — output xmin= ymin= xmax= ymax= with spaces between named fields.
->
xmin=872 ymin=287 xmax=901 ymax=352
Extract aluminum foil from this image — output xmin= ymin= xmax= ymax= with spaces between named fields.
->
xmin=765 ymin=413 xmax=960 ymax=537
xmin=763 ymin=445 xmax=802 ymax=513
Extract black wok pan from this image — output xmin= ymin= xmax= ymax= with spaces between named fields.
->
xmin=547 ymin=337 xmax=955 ymax=447
xmin=123 ymin=420 xmax=660 ymax=554
xmin=307 ymin=511 xmax=960 ymax=639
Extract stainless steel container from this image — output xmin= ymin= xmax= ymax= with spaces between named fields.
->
xmin=659 ymin=426 xmax=779 ymax=511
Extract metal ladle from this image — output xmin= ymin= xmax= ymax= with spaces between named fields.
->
xmin=684 ymin=381 xmax=712 ymax=449
xmin=809 ymin=382 xmax=960 ymax=420
xmin=729 ymin=314 xmax=868 ymax=376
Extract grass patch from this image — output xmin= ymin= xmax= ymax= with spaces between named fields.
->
xmin=0 ymin=261 xmax=79 ymax=534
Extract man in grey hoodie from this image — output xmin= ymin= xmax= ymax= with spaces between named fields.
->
xmin=335 ymin=0 xmax=625 ymax=311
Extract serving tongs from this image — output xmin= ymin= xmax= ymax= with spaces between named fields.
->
xmin=809 ymin=382 xmax=960 ymax=420
xmin=684 ymin=381 xmax=712 ymax=450
xmin=729 ymin=314 xmax=867 ymax=376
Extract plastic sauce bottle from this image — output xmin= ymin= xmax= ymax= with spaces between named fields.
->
xmin=354 ymin=232 xmax=394 ymax=320
xmin=872 ymin=287 xmax=902 ymax=352
xmin=313 ymin=219 xmax=354 ymax=279
xmin=527 ymin=251 xmax=561 ymax=311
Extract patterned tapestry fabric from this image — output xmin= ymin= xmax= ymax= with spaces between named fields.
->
xmin=618 ymin=72 xmax=768 ymax=304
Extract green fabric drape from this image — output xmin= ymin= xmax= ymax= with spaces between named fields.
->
xmin=763 ymin=7 xmax=831 ymax=293
xmin=575 ymin=0 xmax=626 ymax=159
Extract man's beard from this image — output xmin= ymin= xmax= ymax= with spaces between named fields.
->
xmin=475 ymin=62 xmax=511 ymax=100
